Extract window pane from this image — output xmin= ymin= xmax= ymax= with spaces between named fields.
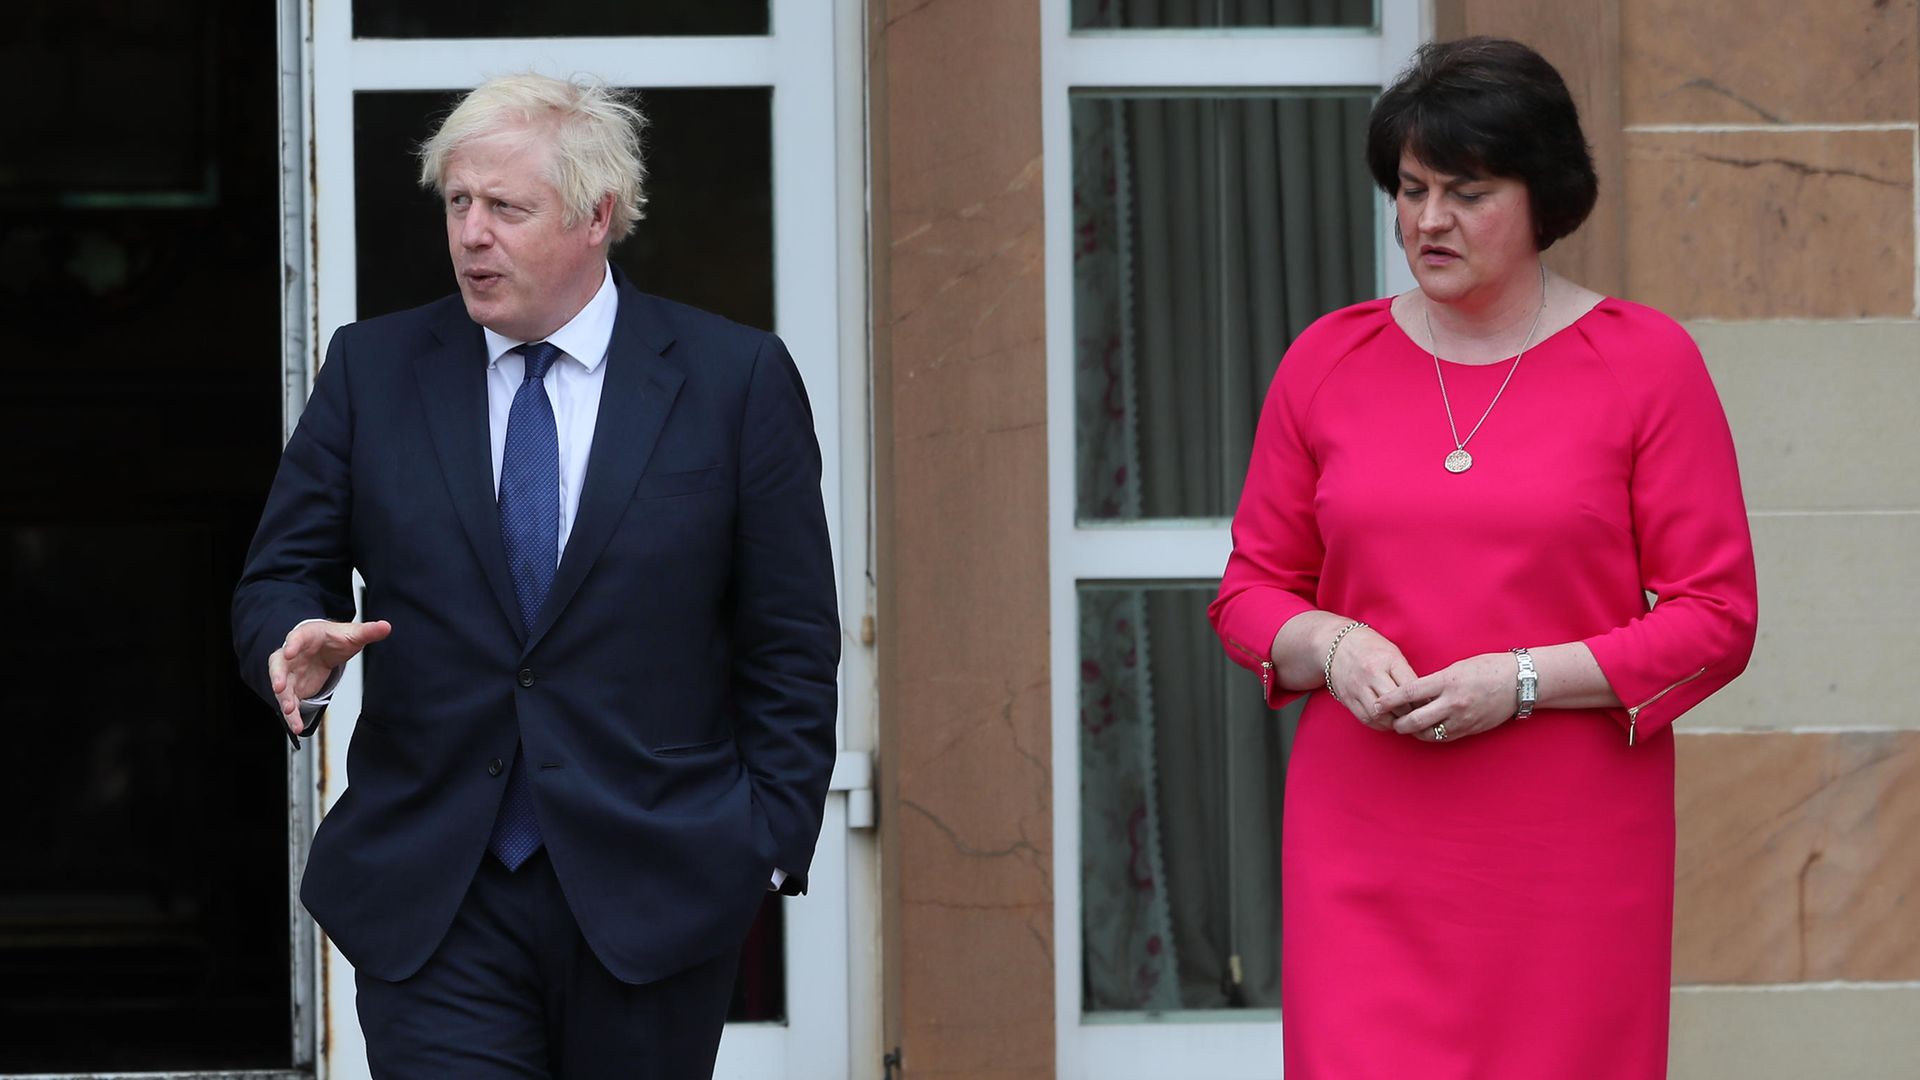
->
xmin=1079 ymin=582 xmax=1298 ymax=1014
xmin=0 ymin=0 xmax=291 ymax=1068
xmin=1072 ymin=92 xmax=1376 ymax=523
xmin=355 ymin=0 xmax=767 ymax=39
xmin=354 ymin=88 xmax=773 ymax=331
xmin=1071 ymin=0 xmax=1373 ymax=30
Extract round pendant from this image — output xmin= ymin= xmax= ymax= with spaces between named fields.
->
xmin=1444 ymin=449 xmax=1473 ymax=473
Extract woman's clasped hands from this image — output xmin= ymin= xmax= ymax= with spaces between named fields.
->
xmin=1328 ymin=626 xmax=1519 ymax=744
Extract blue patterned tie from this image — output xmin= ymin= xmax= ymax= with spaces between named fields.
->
xmin=488 ymin=340 xmax=562 ymax=870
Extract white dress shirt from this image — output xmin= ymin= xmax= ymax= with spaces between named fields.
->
xmin=482 ymin=262 xmax=618 ymax=545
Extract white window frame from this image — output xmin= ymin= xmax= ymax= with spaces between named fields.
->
xmin=1041 ymin=3 xmax=1422 ymax=1076
xmin=289 ymin=2 xmax=878 ymax=1077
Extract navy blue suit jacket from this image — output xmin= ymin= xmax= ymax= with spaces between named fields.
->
xmin=233 ymin=273 xmax=840 ymax=984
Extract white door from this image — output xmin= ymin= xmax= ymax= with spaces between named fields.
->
xmin=285 ymin=2 xmax=872 ymax=1076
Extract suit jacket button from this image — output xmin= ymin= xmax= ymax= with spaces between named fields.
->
xmin=488 ymin=758 xmax=503 ymax=777
xmin=517 ymin=668 xmax=535 ymax=687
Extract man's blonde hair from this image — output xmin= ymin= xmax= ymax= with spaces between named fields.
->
xmin=418 ymin=73 xmax=648 ymax=241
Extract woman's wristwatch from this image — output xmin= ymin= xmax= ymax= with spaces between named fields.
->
xmin=1511 ymin=647 xmax=1538 ymax=719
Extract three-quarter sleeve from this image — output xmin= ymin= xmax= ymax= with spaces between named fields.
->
xmin=1209 ymin=346 xmax=1329 ymax=709
xmin=1582 ymin=321 xmax=1758 ymax=741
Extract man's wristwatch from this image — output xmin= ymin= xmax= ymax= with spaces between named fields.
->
xmin=1511 ymin=647 xmax=1538 ymax=719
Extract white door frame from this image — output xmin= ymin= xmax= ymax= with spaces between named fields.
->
xmin=284 ymin=2 xmax=877 ymax=1078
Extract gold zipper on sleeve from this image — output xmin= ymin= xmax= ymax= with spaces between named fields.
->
xmin=1226 ymin=638 xmax=1277 ymax=699
xmin=1624 ymin=667 xmax=1706 ymax=746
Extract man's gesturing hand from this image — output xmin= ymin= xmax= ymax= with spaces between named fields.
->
xmin=269 ymin=619 xmax=393 ymax=734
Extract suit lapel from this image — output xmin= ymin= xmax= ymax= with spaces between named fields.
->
xmin=413 ymin=304 xmax=525 ymax=641
xmin=525 ymin=284 xmax=683 ymax=652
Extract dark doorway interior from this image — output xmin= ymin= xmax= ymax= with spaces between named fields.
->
xmin=0 ymin=0 xmax=291 ymax=1070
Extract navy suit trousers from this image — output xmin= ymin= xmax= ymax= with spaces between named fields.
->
xmin=354 ymin=851 xmax=742 ymax=1080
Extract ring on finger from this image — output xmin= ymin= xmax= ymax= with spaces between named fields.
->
xmin=1430 ymin=722 xmax=1448 ymax=742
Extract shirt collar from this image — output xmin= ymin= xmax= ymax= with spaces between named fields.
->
xmin=482 ymin=262 xmax=618 ymax=372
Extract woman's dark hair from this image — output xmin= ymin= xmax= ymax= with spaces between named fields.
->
xmin=1366 ymin=37 xmax=1599 ymax=251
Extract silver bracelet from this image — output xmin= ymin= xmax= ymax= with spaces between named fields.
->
xmin=1323 ymin=620 xmax=1367 ymax=700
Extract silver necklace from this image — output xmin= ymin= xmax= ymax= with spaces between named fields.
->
xmin=1426 ymin=263 xmax=1548 ymax=474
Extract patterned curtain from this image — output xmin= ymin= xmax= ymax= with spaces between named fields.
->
xmin=1072 ymin=0 xmax=1376 ymax=1015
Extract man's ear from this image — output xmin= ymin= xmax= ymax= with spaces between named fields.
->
xmin=587 ymin=193 xmax=617 ymax=245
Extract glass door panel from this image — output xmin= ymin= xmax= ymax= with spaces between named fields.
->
xmin=355 ymin=0 xmax=769 ymax=40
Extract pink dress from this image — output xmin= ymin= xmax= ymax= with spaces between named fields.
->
xmin=1210 ymin=297 xmax=1758 ymax=1079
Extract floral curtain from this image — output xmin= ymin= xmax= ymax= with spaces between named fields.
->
xmin=1071 ymin=5 xmax=1375 ymax=1012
